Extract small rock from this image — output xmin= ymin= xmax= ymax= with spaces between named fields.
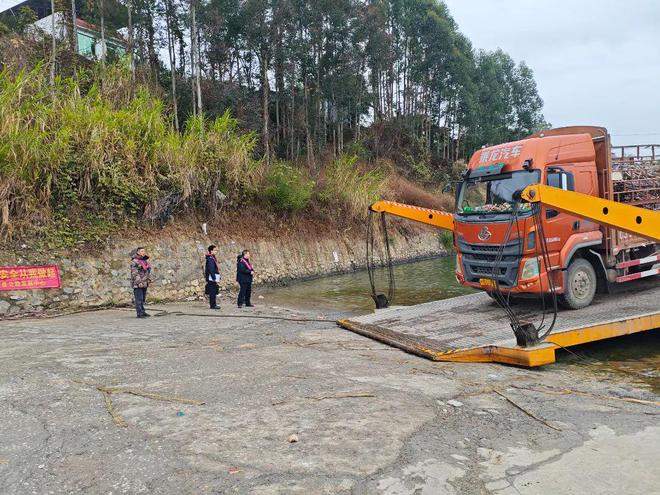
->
xmin=456 ymin=440 xmax=467 ymax=449
xmin=447 ymin=400 xmax=463 ymax=408
xmin=258 ymin=295 xmax=264 ymax=299
xmin=0 ymin=301 xmax=11 ymax=315
xmin=477 ymin=447 xmax=492 ymax=459
xmin=288 ymin=434 xmax=299 ymax=443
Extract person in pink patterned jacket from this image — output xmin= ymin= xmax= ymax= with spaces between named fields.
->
xmin=130 ymin=247 xmax=152 ymax=318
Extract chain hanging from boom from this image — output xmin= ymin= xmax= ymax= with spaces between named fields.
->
xmin=489 ymin=201 xmax=558 ymax=346
xmin=367 ymin=210 xmax=395 ymax=309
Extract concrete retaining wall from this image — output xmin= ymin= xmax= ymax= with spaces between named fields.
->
xmin=0 ymin=228 xmax=444 ymax=316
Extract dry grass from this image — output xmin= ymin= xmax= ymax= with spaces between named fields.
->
xmin=0 ymin=55 xmax=455 ymax=246
xmin=0 ymin=63 xmax=258 ymax=243
xmin=385 ymin=175 xmax=455 ymax=212
xmin=319 ymin=155 xmax=390 ymax=217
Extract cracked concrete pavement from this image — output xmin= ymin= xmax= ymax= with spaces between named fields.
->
xmin=0 ymin=301 xmax=658 ymax=494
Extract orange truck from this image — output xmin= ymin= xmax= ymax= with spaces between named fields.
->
xmin=371 ymin=126 xmax=659 ymax=309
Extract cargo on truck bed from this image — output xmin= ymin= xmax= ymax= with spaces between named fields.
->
xmin=609 ymin=145 xmax=660 ymax=258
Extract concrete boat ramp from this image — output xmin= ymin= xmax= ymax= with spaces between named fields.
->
xmin=338 ymin=284 xmax=660 ymax=366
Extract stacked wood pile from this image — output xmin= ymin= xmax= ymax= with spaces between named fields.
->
xmin=612 ymin=160 xmax=660 ymax=210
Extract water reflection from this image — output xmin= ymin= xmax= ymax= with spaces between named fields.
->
xmin=560 ymin=331 xmax=660 ymax=394
xmin=262 ymin=256 xmax=474 ymax=314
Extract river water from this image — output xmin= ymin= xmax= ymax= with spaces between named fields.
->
xmin=262 ymin=256 xmax=474 ymax=314
xmin=261 ymin=256 xmax=659 ymax=392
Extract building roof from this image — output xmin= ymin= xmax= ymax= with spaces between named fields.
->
xmin=75 ymin=17 xmax=126 ymax=46
xmin=0 ymin=0 xmax=52 ymax=18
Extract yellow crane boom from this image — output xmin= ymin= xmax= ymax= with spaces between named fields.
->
xmin=371 ymin=186 xmax=659 ymax=242
xmin=520 ymin=184 xmax=660 ymax=241
xmin=369 ymin=200 xmax=455 ymax=231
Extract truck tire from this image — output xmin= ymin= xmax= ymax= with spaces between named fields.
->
xmin=559 ymin=258 xmax=597 ymax=310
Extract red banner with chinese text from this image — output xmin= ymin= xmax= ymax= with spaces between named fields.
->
xmin=0 ymin=265 xmax=62 ymax=291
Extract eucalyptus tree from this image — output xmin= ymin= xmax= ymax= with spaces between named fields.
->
xmin=80 ymin=0 xmax=547 ymax=167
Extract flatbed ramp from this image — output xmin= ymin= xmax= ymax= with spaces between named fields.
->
xmin=338 ymin=285 xmax=660 ymax=367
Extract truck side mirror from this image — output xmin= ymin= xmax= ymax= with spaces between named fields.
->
xmin=442 ymin=182 xmax=453 ymax=194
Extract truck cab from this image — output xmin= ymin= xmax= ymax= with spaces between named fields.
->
xmin=454 ymin=126 xmax=658 ymax=309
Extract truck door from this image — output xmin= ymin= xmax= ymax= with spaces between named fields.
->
xmin=543 ymin=167 xmax=577 ymax=260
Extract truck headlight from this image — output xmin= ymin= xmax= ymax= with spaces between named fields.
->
xmin=521 ymin=257 xmax=539 ymax=279
xmin=456 ymin=255 xmax=463 ymax=275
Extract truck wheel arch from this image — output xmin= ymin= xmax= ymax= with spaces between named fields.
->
xmin=558 ymin=233 xmax=604 ymax=294
xmin=560 ymin=232 xmax=603 ymax=269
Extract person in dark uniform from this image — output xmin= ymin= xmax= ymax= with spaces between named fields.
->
xmin=130 ymin=247 xmax=152 ymax=318
xmin=236 ymin=249 xmax=254 ymax=308
xmin=204 ymin=245 xmax=221 ymax=309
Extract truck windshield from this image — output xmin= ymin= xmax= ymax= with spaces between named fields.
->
xmin=458 ymin=170 xmax=540 ymax=214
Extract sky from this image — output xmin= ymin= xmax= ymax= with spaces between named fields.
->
xmin=443 ymin=0 xmax=660 ymax=146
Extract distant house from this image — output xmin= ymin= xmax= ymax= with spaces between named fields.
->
xmin=0 ymin=0 xmax=126 ymax=60
xmin=73 ymin=18 xmax=126 ymax=59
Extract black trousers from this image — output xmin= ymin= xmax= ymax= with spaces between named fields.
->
xmin=237 ymin=281 xmax=252 ymax=306
xmin=134 ymin=287 xmax=147 ymax=316
xmin=206 ymin=282 xmax=219 ymax=308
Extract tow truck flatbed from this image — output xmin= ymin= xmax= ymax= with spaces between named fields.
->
xmin=338 ymin=283 xmax=659 ymax=367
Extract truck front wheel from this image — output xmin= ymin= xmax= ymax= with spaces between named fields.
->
xmin=559 ymin=258 xmax=597 ymax=310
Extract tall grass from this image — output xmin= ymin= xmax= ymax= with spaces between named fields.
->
xmin=0 ymin=63 xmax=258 ymax=243
xmin=0 ymin=61 xmax=453 ymax=246
xmin=386 ymin=176 xmax=455 ymax=212
xmin=265 ymin=161 xmax=315 ymax=211
xmin=321 ymin=155 xmax=389 ymax=217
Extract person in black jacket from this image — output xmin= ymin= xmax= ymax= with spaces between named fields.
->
xmin=204 ymin=245 xmax=221 ymax=309
xmin=236 ymin=249 xmax=254 ymax=308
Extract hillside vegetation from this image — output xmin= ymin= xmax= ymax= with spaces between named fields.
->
xmin=0 ymin=62 xmax=453 ymax=247
xmin=0 ymin=0 xmax=547 ymax=247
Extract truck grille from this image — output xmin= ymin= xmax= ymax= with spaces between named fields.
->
xmin=472 ymin=265 xmax=507 ymax=276
xmin=458 ymin=238 xmax=522 ymax=287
